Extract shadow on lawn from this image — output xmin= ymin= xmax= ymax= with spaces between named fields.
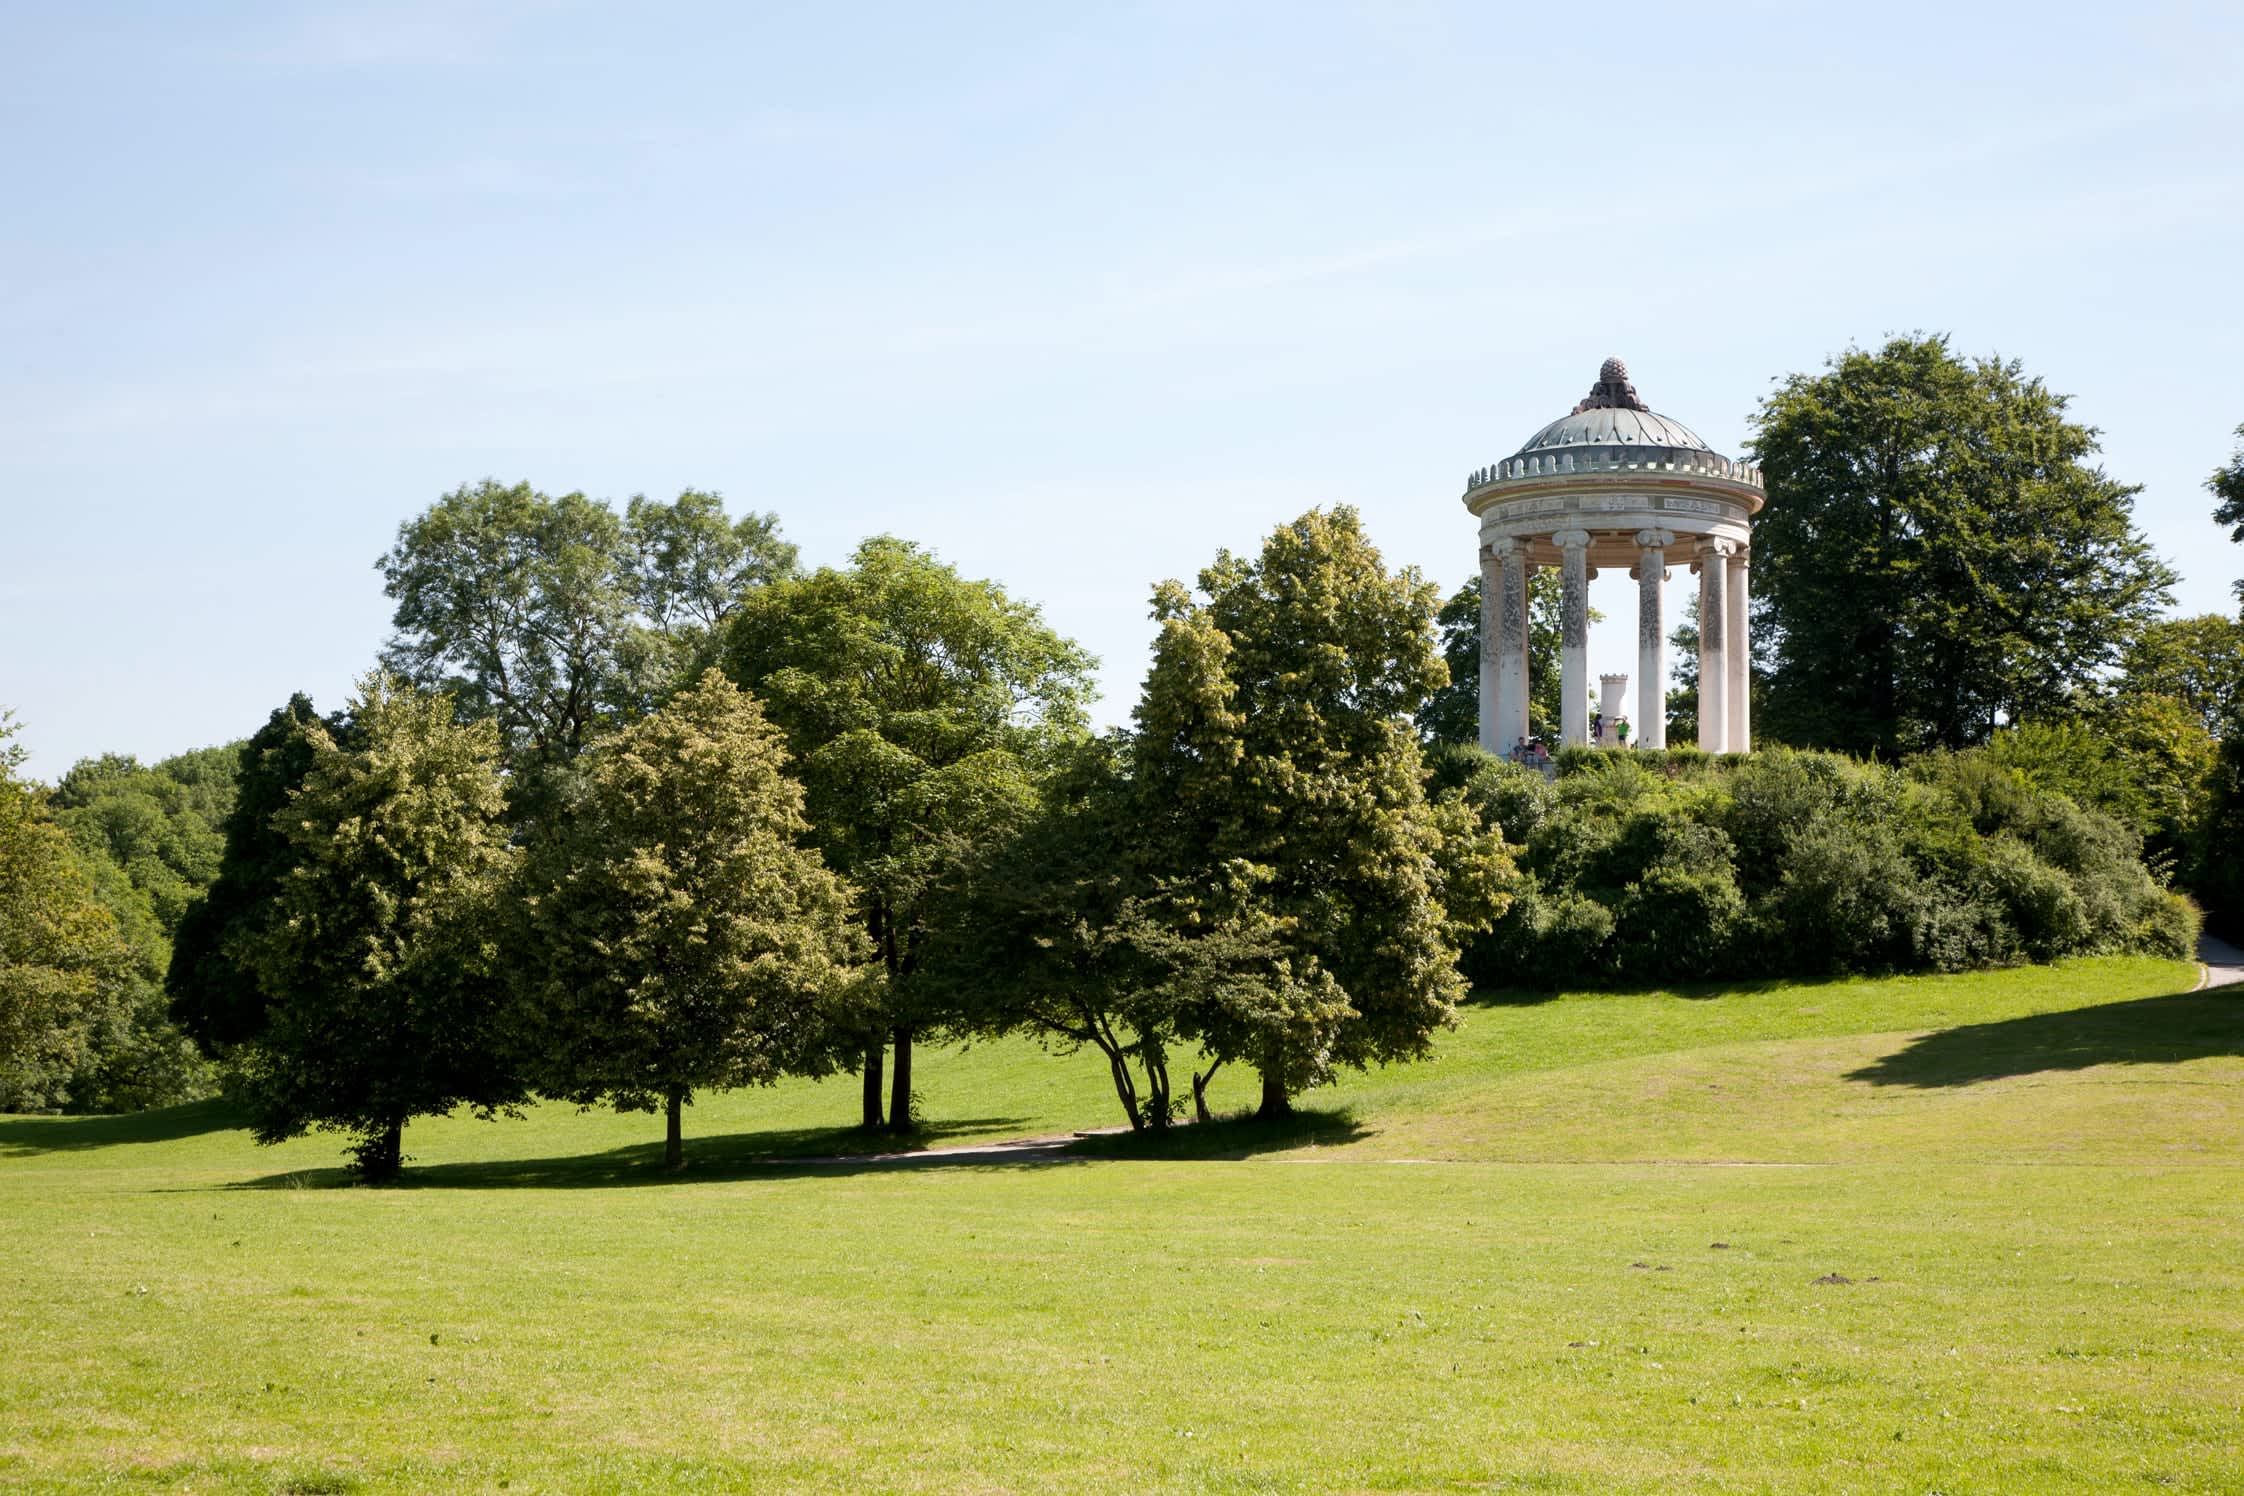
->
xmin=228 ymin=1115 xmax=1065 ymax=1190
xmin=227 ymin=1109 xmax=1367 ymax=1190
xmin=0 ymin=1097 xmax=244 ymax=1157
xmin=1848 ymin=985 xmax=2243 ymax=1088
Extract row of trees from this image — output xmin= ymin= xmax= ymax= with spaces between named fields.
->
xmin=149 ymin=500 xmax=1505 ymax=1177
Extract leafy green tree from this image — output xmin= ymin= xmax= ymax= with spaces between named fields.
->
xmin=168 ymin=695 xmax=348 ymax=1053
xmin=0 ymin=717 xmax=136 ymax=1113
xmin=723 ymin=537 xmax=1094 ymax=1130
xmin=2193 ymin=732 xmax=2244 ymax=938
xmin=512 ymin=672 xmax=861 ymax=1170
xmin=2212 ymin=426 xmax=2244 ymax=609
xmin=1136 ymin=508 xmax=1511 ymax=1119
xmin=2116 ymin=615 xmax=2244 ymax=738
xmin=1418 ymin=569 xmax=1590 ymax=745
xmin=1984 ymin=701 xmax=2213 ymax=873
xmin=1750 ymin=336 xmax=2175 ymax=757
xmin=379 ymin=481 xmax=796 ymax=815
xmin=237 ymin=677 xmax=520 ymax=1181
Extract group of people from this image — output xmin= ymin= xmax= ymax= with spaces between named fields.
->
xmin=1508 ymin=712 xmax=1634 ymax=769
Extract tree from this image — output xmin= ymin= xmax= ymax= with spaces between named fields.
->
xmin=44 ymin=749 xmax=234 ymax=1111
xmin=722 ymin=537 xmax=1095 ymax=1130
xmin=2115 ymin=615 xmax=2244 ymax=739
xmin=0 ymin=716 xmax=136 ymax=1113
xmin=1135 ymin=508 xmax=1511 ymax=1119
xmin=2212 ymin=426 xmax=2244 ymax=609
xmin=1417 ymin=569 xmax=1593 ymax=745
xmin=2193 ymin=732 xmax=2244 ymax=938
xmin=168 ymin=695 xmax=348 ymax=1053
xmin=237 ymin=676 xmax=520 ymax=1181
xmin=378 ymin=481 xmax=796 ymax=816
xmin=1749 ymin=336 xmax=2175 ymax=757
xmin=512 ymin=671 xmax=860 ymax=1170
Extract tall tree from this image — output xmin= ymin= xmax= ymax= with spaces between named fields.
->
xmin=237 ymin=677 xmax=519 ymax=1181
xmin=1418 ymin=570 xmax=1593 ymax=745
xmin=378 ymin=481 xmax=796 ymax=815
xmin=167 ymin=695 xmax=347 ymax=1054
xmin=2212 ymin=425 xmax=2244 ymax=610
xmin=1749 ymin=336 xmax=2175 ymax=757
xmin=2116 ymin=615 xmax=2244 ymax=739
xmin=0 ymin=717 xmax=136 ymax=1113
xmin=722 ymin=536 xmax=1095 ymax=1131
xmin=1136 ymin=508 xmax=1510 ymax=1119
xmin=512 ymin=672 xmax=860 ymax=1171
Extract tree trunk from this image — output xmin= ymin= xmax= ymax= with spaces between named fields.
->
xmin=860 ymin=1039 xmax=885 ymax=1131
xmin=357 ymin=1116 xmax=405 ymax=1183
xmin=1191 ymin=1058 xmax=1224 ymax=1126
xmin=888 ymin=1024 xmax=914 ymax=1134
xmin=1256 ymin=1067 xmax=1293 ymax=1122
xmin=664 ymin=1088 xmax=685 ymax=1172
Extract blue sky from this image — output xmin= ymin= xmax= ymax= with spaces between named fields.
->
xmin=5 ymin=2 xmax=2241 ymax=778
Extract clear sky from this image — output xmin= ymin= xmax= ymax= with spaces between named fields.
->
xmin=5 ymin=2 xmax=2241 ymax=779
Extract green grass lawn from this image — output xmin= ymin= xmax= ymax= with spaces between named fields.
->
xmin=4 ymin=955 xmax=2242 ymax=1492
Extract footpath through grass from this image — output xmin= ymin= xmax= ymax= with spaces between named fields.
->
xmin=4 ymin=955 xmax=2242 ymax=1492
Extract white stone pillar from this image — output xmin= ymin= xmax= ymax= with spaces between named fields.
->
xmin=1634 ymin=528 xmax=1672 ymax=750
xmin=1499 ymin=542 xmax=1529 ymax=748
xmin=1555 ymin=530 xmax=1592 ymax=748
xmin=1696 ymin=538 xmax=1734 ymax=753
xmin=1476 ymin=543 xmax=1501 ymax=752
xmin=1726 ymin=549 xmax=1751 ymax=753
xmin=1598 ymin=674 xmax=1628 ymax=747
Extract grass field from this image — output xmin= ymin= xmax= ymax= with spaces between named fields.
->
xmin=4 ymin=955 xmax=2241 ymax=1493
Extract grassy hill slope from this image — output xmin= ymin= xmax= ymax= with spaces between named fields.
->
xmin=3 ymin=954 xmax=2240 ymax=1493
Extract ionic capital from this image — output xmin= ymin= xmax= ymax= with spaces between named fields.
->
xmin=1695 ymin=536 xmax=1737 ymax=560
xmin=1634 ymin=528 xmax=1676 ymax=550
xmin=1551 ymin=529 xmax=1593 ymax=551
xmin=1484 ymin=535 xmax=1522 ymax=558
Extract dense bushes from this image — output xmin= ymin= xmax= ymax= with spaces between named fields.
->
xmin=1441 ymin=746 xmax=2196 ymax=988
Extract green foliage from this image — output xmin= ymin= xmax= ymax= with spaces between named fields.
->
xmin=722 ymin=534 xmax=1096 ymax=1129
xmin=2211 ymin=424 xmax=2244 ymax=607
xmin=512 ymin=672 xmax=861 ymax=1169
xmin=167 ymin=695 xmax=347 ymax=1054
xmin=0 ymin=725 xmax=217 ymax=1115
xmin=1984 ymin=703 xmax=2214 ymax=876
xmin=1133 ymin=508 xmax=1512 ymax=1113
xmin=2191 ymin=731 xmax=2244 ymax=939
xmin=1750 ymin=336 xmax=2175 ymax=757
xmin=379 ymin=480 xmax=797 ymax=817
xmin=1417 ymin=568 xmax=1592 ymax=745
xmin=1453 ymin=745 xmax=2192 ymax=989
xmin=2117 ymin=614 xmax=2244 ymax=738
xmin=0 ymin=718 xmax=137 ymax=1113
xmin=235 ymin=676 xmax=521 ymax=1180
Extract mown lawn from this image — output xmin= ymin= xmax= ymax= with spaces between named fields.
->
xmin=4 ymin=954 xmax=2241 ymax=1492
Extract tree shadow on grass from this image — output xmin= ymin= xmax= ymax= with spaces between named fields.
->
xmin=1066 ymin=1106 xmax=1367 ymax=1161
xmin=0 ymin=1097 xmax=244 ymax=1157
xmin=225 ymin=1115 xmax=1065 ymax=1190
xmin=223 ymin=1109 xmax=1369 ymax=1190
xmin=1847 ymin=986 xmax=2243 ymax=1088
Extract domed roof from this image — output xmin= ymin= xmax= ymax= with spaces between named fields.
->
xmin=1462 ymin=356 xmax=1763 ymax=497
xmin=1511 ymin=357 xmax=1711 ymax=456
xmin=1515 ymin=404 xmax=1711 ymax=455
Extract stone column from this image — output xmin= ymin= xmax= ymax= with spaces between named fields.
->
xmin=1634 ymin=528 xmax=1673 ymax=750
xmin=1598 ymin=674 xmax=1628 ymax=746
xmin=1498 ymin=541 xmax=1529 ymax=748
xmin=1725 ymin=548 xmax=1751 ymax=753
xmin=1554 ymin=530 xmax=1592 ymax=748
xmin=1476 ymin=542 xmax=1501 ymax=752
xmin=1696 ymin=538 xmax=1734 ymax=753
